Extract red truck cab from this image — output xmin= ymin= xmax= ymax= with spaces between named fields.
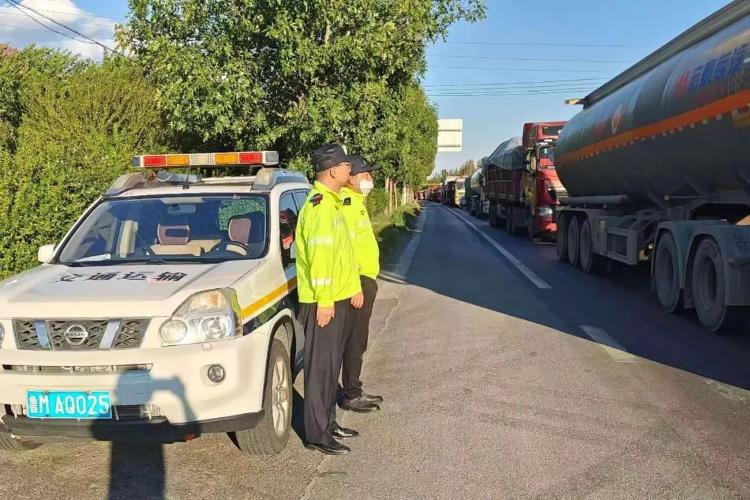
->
xmin=521 ymin=121 xmax=567 ymax=237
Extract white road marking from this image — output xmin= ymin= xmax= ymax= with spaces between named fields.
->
xmin=580 ymin=325 xmax=637 ymax=363
xmin=447 ymin=208 xmax=552 ymax=290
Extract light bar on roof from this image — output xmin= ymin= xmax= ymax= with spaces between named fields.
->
xmin=132 ymin=151 xmax=279 ymax=169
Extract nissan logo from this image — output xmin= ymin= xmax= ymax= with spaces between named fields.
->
xmin=63 ymin=324 xmax=89 ymax=346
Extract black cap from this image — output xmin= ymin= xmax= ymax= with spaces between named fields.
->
xmin=312 ymin=143 xmax=352 ymax=172
xmin=349 ymin=155 xmax=377 ymax=175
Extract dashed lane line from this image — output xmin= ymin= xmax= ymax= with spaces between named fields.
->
xmin=580 ymin=325 xmax=638 ymax=363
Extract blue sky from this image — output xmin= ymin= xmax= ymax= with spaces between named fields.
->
xmin=0 ymin=1 xmax=732 ymax=174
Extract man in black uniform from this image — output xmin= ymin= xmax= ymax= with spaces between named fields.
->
xmin=295 ymin=143 xmax=364 ymax=455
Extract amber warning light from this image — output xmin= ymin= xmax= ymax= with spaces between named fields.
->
xmin=132 ymin=151 xmax=279 ymax=169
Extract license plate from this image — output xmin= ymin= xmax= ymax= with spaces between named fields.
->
xmin=26 ymin=391 xmax=112 ymax=419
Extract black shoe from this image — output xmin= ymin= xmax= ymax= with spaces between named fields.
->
xmin=341 ymin=396 xmax=380 ymax=413
xmin=360 ymin=393 xmax=384 ymax=405
xmin=332 ymin=427 xmax=359 ymax=439
xmin=304 ymin=440 xmax=351 ymax=455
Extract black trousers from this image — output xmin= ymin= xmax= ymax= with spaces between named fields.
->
xmin=342 ymin=276 xmax=378 ymax=400
xmin=300 ymin=299 xmax=353 ymax=445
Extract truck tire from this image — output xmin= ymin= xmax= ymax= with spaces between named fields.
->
xmin=653 ymin=232 xmax=683 ymax=313
xmin=579 ymin=218 xmax=603 ymax=274
xmin=556 ymin=214 xmax=568 ymax=262
xmin=489 ymin=202 xmax=498 ymax=227
xmin=527 ymin=209 xmax=536 ymax=241
xmin=233 ymin=339 xmax=292 ymax=455
xmin=566 ymin=216 xmax=581 ymax=267
xmin=691 ymin=238 xmax=749 ymax=333
xmin=0 ymin=431 xmax=40 ymax=452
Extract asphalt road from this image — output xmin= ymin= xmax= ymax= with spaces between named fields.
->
xmin=1 ymin=202 xmax=749 ymax=499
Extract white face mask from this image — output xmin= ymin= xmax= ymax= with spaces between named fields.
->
xmin=359 ymin=179 xmax=374 ymax=196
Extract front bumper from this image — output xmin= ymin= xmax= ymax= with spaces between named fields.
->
xmin=0 ymin=411 xmax=263 ymax=443
xmin=0 ymin=313 xmax=281 ymax=434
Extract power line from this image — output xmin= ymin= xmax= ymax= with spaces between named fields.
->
xmin=2 ymin=4 xmax=125 ymax=22
xmin=430 ymin=54 xmax=632 ymax=64
xmin=430 ymin=65 xmax=615 ymax=74
xmin=3 ymin=1 xmax=93 ymax=46
xmin=425 ymin=87 xmax=597 ymax=96
xmin=1 ymin=9 xmax=118 ymax=28
xmin=422 ymin=77 xmax=607 ymax=88
xmin=5 ymin=0 xmax=127 ymax=58
xmin=444 ymin=40 xmax=649 ymax=48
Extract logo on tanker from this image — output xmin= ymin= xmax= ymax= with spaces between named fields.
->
xmin=610 ymin=104 xmax=624 ymax=135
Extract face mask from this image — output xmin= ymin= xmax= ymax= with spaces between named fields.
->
xmin=359 ymin=179 xmax=374 ymax=195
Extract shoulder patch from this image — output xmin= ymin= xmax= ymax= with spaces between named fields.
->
xmin=343 ymin=198 xmax=352 ymax=206
xmin=311 ymin=193 xmax=323 ymax=206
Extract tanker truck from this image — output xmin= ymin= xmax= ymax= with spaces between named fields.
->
xmin=555 ymin=0 xmax=750 ymax=332
xmin=466 ymin=169 xmax=483 ymax=217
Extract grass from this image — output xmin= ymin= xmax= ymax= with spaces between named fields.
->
xmin=373 ymin=203 xmax=421 ymax=263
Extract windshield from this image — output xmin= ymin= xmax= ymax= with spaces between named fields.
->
xmin=57 ymin=195 xmax=268 ymax=266
xmin=541 ymin=125 xmax=563 ymax=137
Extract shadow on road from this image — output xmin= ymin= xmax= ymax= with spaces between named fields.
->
xmin=91 ymin=373 xmax=196 ymax=500
xmin=408 ymin=202 xmax=750 ymax=391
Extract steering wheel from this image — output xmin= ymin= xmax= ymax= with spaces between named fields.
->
xmin=217 ymin=240 xmax=251 ymax=256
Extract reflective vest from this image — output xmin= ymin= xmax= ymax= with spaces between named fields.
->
xmin=295 ymin=181 xmax=361 ymax=307
xmin=340 ymin=187 xmax=380 ymax=280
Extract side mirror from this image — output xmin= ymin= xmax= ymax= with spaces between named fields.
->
xmin=38 ymin=244 xmax=56 ymax=264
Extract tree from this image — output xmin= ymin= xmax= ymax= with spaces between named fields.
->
xmin=120 ymin=0 xmax=484 ymax=174
xmin=427 ymin=158 xmax=477 ymax=184
xmin=0 ymin=57 xmax=165 ymax=277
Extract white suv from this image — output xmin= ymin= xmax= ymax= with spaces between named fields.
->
xmin=0 ymin=151 xmax=310 ymax=455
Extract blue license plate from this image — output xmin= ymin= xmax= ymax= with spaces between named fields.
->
xmin=26 ymin=391 xmax=112 ymax=419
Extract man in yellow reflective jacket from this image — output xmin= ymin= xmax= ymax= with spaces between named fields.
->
xmin=296 ymin=143 xmax=363 ymax=456
xmin=339 ymin=155 xmax=383 ymax=413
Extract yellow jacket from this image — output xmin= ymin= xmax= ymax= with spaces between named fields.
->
xmin=340 ymin=187 xmax=380 ymax=280
xmin=295 ymin=182 xmax=362 ymax=307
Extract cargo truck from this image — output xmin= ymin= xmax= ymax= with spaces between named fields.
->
xmin=555 ymin=0 xmax=750 ymax=332
xmin=483 ymin=122 xmax=567 ymax=239
xmin=466 ymin=169 xmax=483 ymax=216
xmin=442 ymin=176 xmax=466 ymax=207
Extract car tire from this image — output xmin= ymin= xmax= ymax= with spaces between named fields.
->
xmin=232 ymin=338 xmax=292 ymax=455
xmin=0 ymin=431 xmax=41 ymax=452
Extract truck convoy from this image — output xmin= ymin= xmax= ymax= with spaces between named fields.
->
xmin=482 ymin=122 xmax=566 ymax=239
xmin=555 ymin=0 xmax=750 ymax=332
xmin=442 ymin=176 xmax=466 ymax=207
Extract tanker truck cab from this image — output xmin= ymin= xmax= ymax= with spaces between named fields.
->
xmin=0 ymin=151 xmax=310 ymax=455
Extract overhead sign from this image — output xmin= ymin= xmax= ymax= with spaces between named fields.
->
xmin=438 ymin=119 xmax=463 ymax=152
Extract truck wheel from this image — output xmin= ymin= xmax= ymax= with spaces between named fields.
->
xmin=691 ymin=238 xmax=748 ymax=333
xmin=579 ymin=218 xmax=602 ymax=274
xmin=653 ymin=233 xmax=683 ymax=313
xmin=488 ymin=203 xmax=497 ymax=227
xmin=0 ymin=431 xmax=40 ymax=452
xmin=566 ymin=216 xmax=581 ymax=267
xmin=233 ymin=339 xmax=292 ymax=455
xmin=556 ymin=214 xmax=568 ymax=262
xmin=527 ymin=210 xmax=536 ymax=241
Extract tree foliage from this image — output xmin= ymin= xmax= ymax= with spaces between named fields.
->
xmin=120 ymin=0 xmax=483 ymax=183
xmin=0 ymin=53 xmax=164 ymax=277
xmin=428 ymin=158 xmax=476 ymax=183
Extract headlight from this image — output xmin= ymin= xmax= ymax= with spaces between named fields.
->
xmin=160 ymin=289 xmax=242 ymax=346
xmin=0 ymin=322 xmax=5 ymax=347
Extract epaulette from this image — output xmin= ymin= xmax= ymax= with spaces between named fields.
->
xmin=343 ymin=197 xmax=352 ymax=206
xmin=311 ymin=193 xmax=323 ymax=206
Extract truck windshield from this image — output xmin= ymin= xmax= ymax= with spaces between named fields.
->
xmin=541 ymin=125 xmax=563 ymax=137
xmin=57 ymin=195 xmax=268 ymax=266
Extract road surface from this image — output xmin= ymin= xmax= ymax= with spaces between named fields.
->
xmin=1 ymin=202 xmax=749 ymax=499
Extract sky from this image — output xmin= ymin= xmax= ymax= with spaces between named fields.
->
xmin=0 ymin=0 xmax=734 ymax=175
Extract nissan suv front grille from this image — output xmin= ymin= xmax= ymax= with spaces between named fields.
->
xmin=12 ymin=319 xmax=149 ymax=351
